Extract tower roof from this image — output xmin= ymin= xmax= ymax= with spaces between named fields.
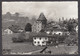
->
xmin=37 ymin=13 xmax=47 ymax=21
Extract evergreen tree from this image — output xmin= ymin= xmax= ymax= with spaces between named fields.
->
xmin=25 ymin=23 xmax=32 ymax=32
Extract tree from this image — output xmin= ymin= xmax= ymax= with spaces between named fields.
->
xmin=40 ymin=29 xmax=45 ymax=32
xmin=64 ymin=33 xmax=78 ymax=46
xmin=63 ymin=20 xmax=67 ymax=24
xmin=64 ymin=37 xmax=72 ymax=46
xmin=66 ymin=22 xmax=75 ymax=32
xmin=25 ymin=23 xmax=32 ymax=32
xmin=15 ymin=12 xmax=19 ymax=17
xmin=6 ymin=12 xmax=11 ymax=19
xmin=8 ymin=25 xmax=21 ymax=33
xmin=30 ymin=16 xmax=36 ymax=25
xmin=18 ymin=31 xmax=26 ymax=41
xmin=6 ymin=12 xmax=11 ymax=16
xmin=12 ymin=31 xmax=26 ymax=42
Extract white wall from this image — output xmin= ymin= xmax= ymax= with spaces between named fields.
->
xmin=33 ymin=37 xmax=48 ymax=46
xmin=52 ymin=31 xmax=63 ymax=35
xmin=4 ymin=29 xmax=13 ymax=34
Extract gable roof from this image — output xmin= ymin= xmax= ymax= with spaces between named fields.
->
xmin=4 ymin=28 xmax=12 ymax=31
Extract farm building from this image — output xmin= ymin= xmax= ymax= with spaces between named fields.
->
xmin=3 ymin=28 xmax=13 ymax=35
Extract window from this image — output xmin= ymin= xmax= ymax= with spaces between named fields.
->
xmin=42 ymin=42 xmax=44 ymax=43
xmin=37 ymin=41 xmax=40 ymax=44
xmin=39 ymin=38 xmax=41 ymax=40
xmin=54 ymin=33 xmax=56 ymax=35
xmin=59 ymin=33 xmax=61 ymax=35
xmin=34 ymin=41 xmax=36 ymax=43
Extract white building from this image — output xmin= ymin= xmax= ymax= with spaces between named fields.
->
xmin=18 ymin=29 xmax=24 ymax=32
xmin=33 ymin=37 xmax=48 ymax=46
xmin=75 ymin=26 xmax=78 ymax=33
xmin=51 ymin=28 xmax=68 ymax=35
xmin=4 ymin=29 xmax=13 ymax=34
xmin=46 ymin=31 xmax=51 ymax=34
xmin=33 ymin=32 xmax=53 ymax=46
xmin=52 ymin=31 xmax=63 ymax=35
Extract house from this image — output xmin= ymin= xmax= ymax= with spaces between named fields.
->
xmin=52 ymin=31 xmax=63 ymax=35
xmin=32 ymin=32 xmax=53 ymax=46
xmin=3 ymin=28 xmax=13 ymax=34
xmin=51 ymin=28 xmax=66 ymax=35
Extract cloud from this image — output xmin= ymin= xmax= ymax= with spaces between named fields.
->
xmin=2 ymin=1 xmax=78 ymax=21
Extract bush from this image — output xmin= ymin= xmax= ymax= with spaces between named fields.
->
xmin=12 ymin=32 xmax=27 ymax=43
xmin=12 ymin=37 xmax=26 ymax=43
xmin=2 ymin=49 xmax=11 ymax=54
xmin=12 ymin=37 xmax=17 ymax=42
xmin=25 ymin=23 xmax=32 ymax=32
xmin=18 ymin=32 xmax=26 ymax=41
xmin=8 ymin=25 xmax=21 ymax=33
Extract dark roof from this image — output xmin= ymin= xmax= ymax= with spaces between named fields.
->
xmin=45 ymin=28 xmax=67 ymax=32
xmin=37 ymin=13 xmax=47 ymax=21
xmin=32 ymin=32 xmax=53 ymax=37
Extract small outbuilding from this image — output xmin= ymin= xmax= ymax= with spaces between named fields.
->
xmin=3 ymin=28 xmax=13 ymax=35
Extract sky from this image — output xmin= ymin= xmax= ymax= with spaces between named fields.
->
xmin=2 ymin=1 xmax=78 ymax=21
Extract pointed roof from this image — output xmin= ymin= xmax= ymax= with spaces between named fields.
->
xmin=37 ymin=13 xmax=47 ymax=21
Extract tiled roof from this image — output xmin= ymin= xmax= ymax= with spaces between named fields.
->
xmin=32 ymin=32 xmax=53 ymax=37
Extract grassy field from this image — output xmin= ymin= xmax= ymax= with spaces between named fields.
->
xmin=2 ymin=34 xmax=44 ymax=54
xmin=2 ymin=34 xmax=78 ymax=55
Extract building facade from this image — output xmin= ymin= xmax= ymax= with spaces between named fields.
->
xmin=32 ymin=13 xmax=47 ymax=33
xmin=33 ymin=37 xmax=48 ymax=46
xmin=32 ymin=32 xmax=53 ymax=46
xmin=3 ymin=29 xmax=13 ymax=34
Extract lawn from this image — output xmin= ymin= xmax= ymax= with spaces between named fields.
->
xmin=2 ymin=34 xmax=44 ymax=54
xmin=2 ymin=34 xmax=78 ymax=55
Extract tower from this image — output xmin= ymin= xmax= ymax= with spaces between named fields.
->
xmin=32 ymin=13 xmax=47 ymax=33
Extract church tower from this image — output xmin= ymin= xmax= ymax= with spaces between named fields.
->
xmin=32 ymin=13 xmax=47 ymax=33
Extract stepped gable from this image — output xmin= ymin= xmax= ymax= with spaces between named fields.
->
xmin=37 ymin=13 xmax=47 ymax=21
